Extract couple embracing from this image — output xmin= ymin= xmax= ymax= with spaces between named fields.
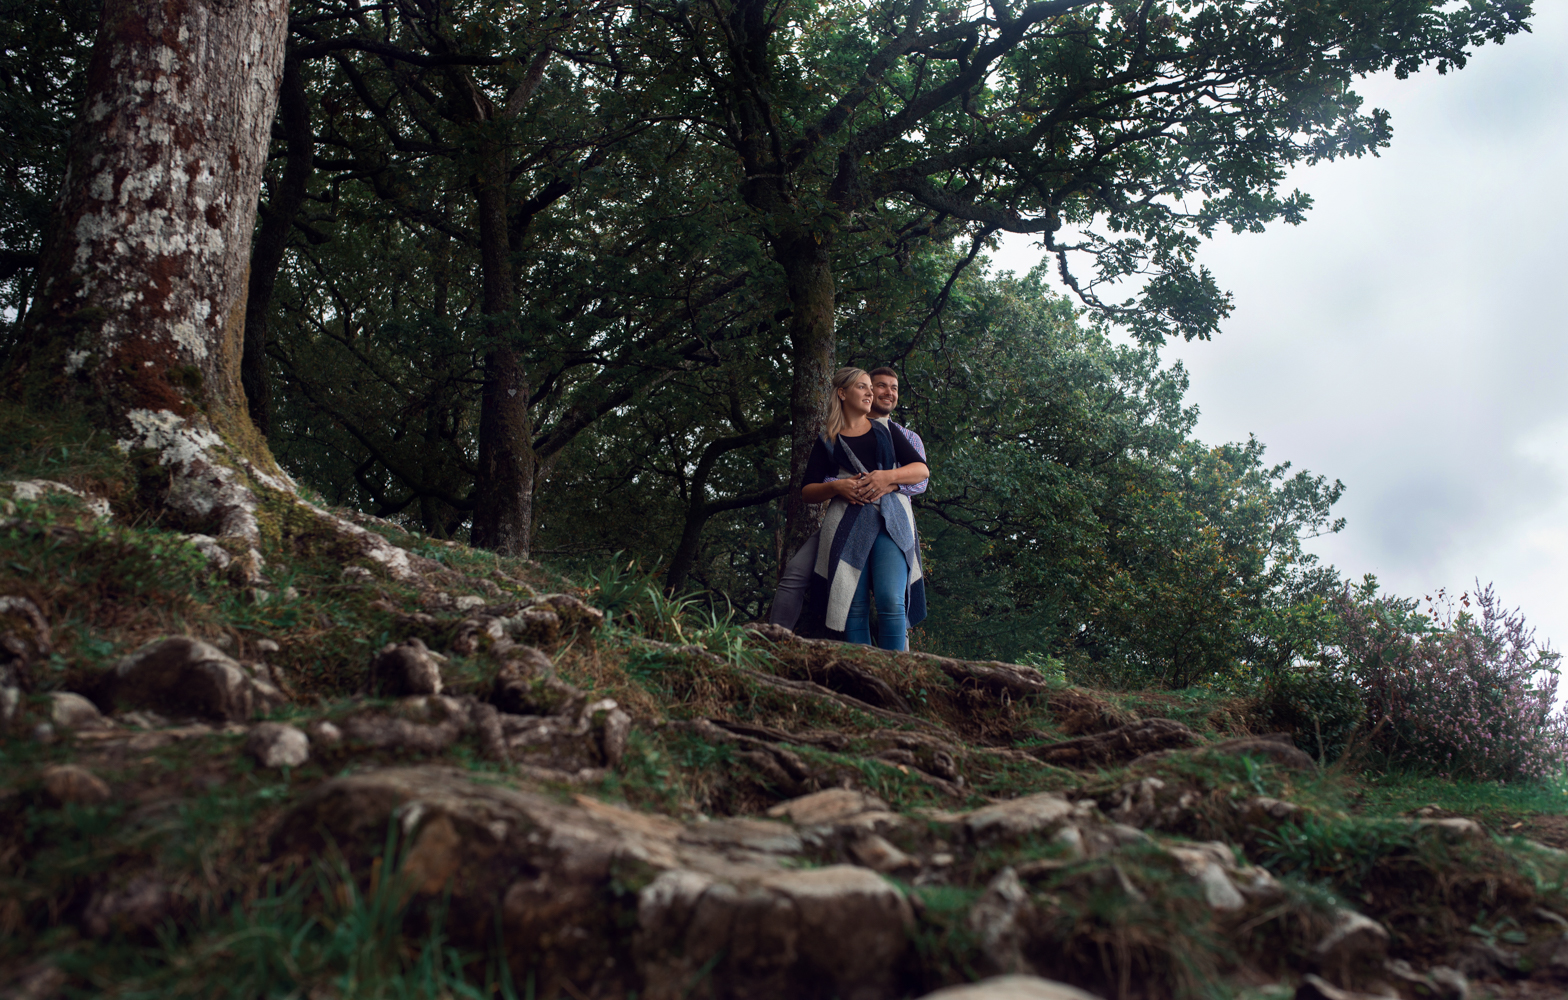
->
xmin=770 ymin=367 xmax=929 ymax=651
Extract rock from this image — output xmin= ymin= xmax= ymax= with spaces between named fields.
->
xmin=49 ymin=691 xmax=109 ymax=730
xmin=969 ymin=867 xmax=1037 ymax=975
xmin=636 ymin=864 xmax=913 ymax=1000
xmin=848 ymin=833 xmax=917 ymax=873
xmin=1294 ymin=974 xmax=1390 ymax=1000
xmin=2 ymin=478 xmax=110 ymax=518
xmin=767 ymin=787 xmax=889 ymax=827
xmin=1237 ymin=795 xmax=1302 ymax=828
xmin=1047 ymin=688 xmax=1135 ymax=736
xmin=308 ymin=719 xmax=342 ymax=745
xmin=1164 ymin=844 xmax=1244 ymax=910
xmin=41 ymin=764 xmax=112 ymax=805
xmin=82 ymin=875 xmax=172 ymax=937
xmin=245 ymin=722 xmax=310 ymax=768
xmin=271 ymin=765 xmax=906 ymax=998
xmin=0 ymin=685 xmax=19 ymax=730
xmin=1385 ymin=959 xmax=1468 ymax=1000
xmin=1427 ymin=966 xmax=1468 ymax=1000
xmin=103 ymin=637 xmax=267 ymax=721
xmin=679 ymin=817 xmax=804 ymax=857
xmin=1450 ymin=939 xmax=1518 ymax=979
xmin=255 ymin=638 xmax=281 ymax=654
xmin=368 ymin=638 xmax=443 ymax=697
xmin=964 ymin=792 xmax=1075 ymax=844
xmin=0 ymin=962 xmax=67 ymax=1000
xmin=1107 ymin=776 xmax=1166 ymax=826
xmin=1410 ymin=817 xmax=1484 ymax=841
xmin=1031 ymin=718 xmax=1199 ymax=768
xmin=342 ymin=566 xmax=375 ymax=583
xmin=1191 ymin=734 xmax=1318 ymax=773
xmin=1312 ymin=908 xmax=1390 ymax=986
xmin=531 ymin=593 xmax=606 ymax=635
xmin=343 ymin=713 xmax=462 ymax=754
xmin=490 ymin=648 xmax=582 ymax=716
xmin=588 ymin=699 xmax=632 ymax=768
xmin=32 ymin=722 xmax=55 ymax=743
xmin=497 ymin=606 xmax=561 ymax=646
xmin=453 ymin=595 xmax=487 ymax=612
xmin=918 ymin=974 xmax=1107 ymax=1000
xmin=183 ymin=533 xmax=232 ymax=571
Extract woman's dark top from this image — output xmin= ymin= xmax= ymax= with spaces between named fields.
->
xmin=800 ymin=424 xmax=924 ymax=488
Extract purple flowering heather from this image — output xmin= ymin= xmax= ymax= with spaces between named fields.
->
xmin=1336 ymin=581 xmax=1568 ymax=781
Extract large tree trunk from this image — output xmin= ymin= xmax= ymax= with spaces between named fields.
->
xmin=777 ymin=233 xmax=836 ymax=557
xmin=242 ymin=52 xmax=313 ymax=437
xmin=13 ymin=0 xmax=287 ymax=459
xmin=468 ymin=142 xmax=535 ymax=557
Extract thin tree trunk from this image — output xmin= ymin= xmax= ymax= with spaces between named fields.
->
xmin=13 ymin=0 xmax=287 ymax=460
xmin=469 ymin=141 xmax=534 ymax=556
xmin=243 ymin=52 xmax=313 ymax=437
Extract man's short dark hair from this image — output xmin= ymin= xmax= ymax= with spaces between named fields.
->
xmin=868 ymin=367 xmax=899 ymax=381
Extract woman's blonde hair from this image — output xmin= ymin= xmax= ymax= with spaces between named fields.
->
xmin=824 ymin=367 xmax=870 ymax=442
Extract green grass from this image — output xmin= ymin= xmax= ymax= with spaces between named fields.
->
xmin=1355 ymin=770 xmax=1568 ymax=824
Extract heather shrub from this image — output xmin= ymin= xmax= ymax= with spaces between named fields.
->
xmin=1336 ymin=579 xmax=1568 ymax=781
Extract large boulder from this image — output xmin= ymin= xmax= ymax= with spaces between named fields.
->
xmin=99 ymin=637 xmax=276 ymax=721
xmin=271 ymin=766 xmax=913 ymax=1000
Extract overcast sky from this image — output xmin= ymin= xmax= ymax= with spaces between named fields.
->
xmin=992 ymin=5 xmax=1568 ymax=654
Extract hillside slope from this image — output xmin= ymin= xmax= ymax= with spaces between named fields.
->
xmin=3 ymin=480 xmax=1568 ymax=1000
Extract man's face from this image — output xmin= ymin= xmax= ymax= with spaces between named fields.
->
xmin=871 ymin=375 xmax=899 ymax=416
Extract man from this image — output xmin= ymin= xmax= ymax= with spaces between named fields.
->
xmin=770 ymin=366 xmax=928 ymax=631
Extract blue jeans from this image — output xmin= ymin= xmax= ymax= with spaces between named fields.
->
xmin=845 ymin=530 xmax=909 ymax=651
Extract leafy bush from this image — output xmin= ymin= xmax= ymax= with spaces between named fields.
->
xmin=1337 ymin=579 xmax=1568 ymax=781
xmin=1262 ymin=666 xmax=1365 ymax=764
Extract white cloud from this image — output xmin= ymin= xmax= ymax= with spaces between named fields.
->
xmin=992 ymin=6 xmax=1568 ymax=651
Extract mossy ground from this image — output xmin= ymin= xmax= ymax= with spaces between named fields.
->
xmin=3 ymin=442 xmax=1568 ymax=998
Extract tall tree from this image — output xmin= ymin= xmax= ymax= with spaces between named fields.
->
xmin=643 ymin=0 xmax=1531 ymax=550
xmin=9 ymin=0 xmax=289 ymax=540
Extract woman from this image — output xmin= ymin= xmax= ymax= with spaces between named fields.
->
xmin=799 ymin=367 xmax=930 ymax=650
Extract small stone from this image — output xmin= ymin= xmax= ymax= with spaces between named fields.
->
xmin=116 ymin=710 xmax=168 ymax=730
xmin=42 ymin=763 xmax=112 ymax=805
xmin=1428 ymin=965 xmax=1468 ymax=1000
xmin=308 ymin=720 xmax=342 ymax=745
xmin=1313 ymin=908 xmax=1390 ymax=985
xmin=247 ymin=588 xmax=272 ymax=605
xmin=918 ymin=974 xmax=1107 ymax=999
xmin=49 ymin=691 xmax=109 ymax=730
xmin=1293 ymin=973 xmax=1387 ymax=1000
xmin=255 ymin=638 xmax=281 ymax=654
xmin=32 ymin=721 xmax=55 ymax=743
xmin=454 ymin=595 xmax=486 ymax=612
xmin=1411 ymin=817 xmax=1484 ymax=841
xmin=368 ymin=638 xmax=443 ymax=696
xmin=342 ymin=566 xmax=375 ymax=583
xmin=82 ymin=874 xmax=172 ymax=937
xmin=245 ymin=722 xmax=310 ymax=768
xmin=848 ymin=833 xmax=918 ymax=873
xmin=2 ymin=963 xmax=67 ymax=1000
xmin=184 ymin=533 xmax=232 ymax=570
xmin=1 ymin=685 xmax=21 ymax=728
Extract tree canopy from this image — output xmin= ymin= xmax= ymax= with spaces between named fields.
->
xmin=0 ymin=0 xmax=1537 ymax=679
